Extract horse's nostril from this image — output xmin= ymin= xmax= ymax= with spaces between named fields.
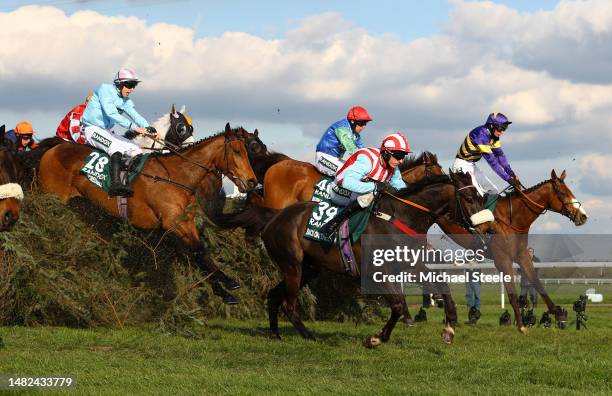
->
xmin=4 ymin=212 xmax=12 ymax=223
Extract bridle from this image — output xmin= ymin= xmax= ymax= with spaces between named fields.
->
xmin=514 ymin=180 xmax=582 ymax=223
xmin=141 ymin=133 xmax=254 ymax=193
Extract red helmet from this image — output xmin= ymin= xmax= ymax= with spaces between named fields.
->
xmin=380 ymin=132 xmax=411 ymax=153
xmin=346 ymin=106 xmax=372 ymax=122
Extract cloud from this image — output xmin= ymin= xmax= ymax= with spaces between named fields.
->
xmin=578 ymin=153 xmax=612 ymax=195
xmin=1 ymin=2 xmax=612 ymax=186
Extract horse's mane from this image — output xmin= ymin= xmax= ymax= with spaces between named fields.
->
xmin=522 ymin=179 xmax=552 ymax=193
xmin=249 ymin=150 xmax=290 ymax=180
xmin=151 ymin=129 xmax=230 ymax=157
xmin=394 ymin=173 xmax=451 ymax=197
xmin=398 ymin=151 xmax=439 ymax=172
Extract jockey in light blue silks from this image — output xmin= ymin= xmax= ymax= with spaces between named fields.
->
xmin=315 ymin=106 xmax=372 ymax=176
xmin=452 ymin=112 xmax=521 ymax=196
xmin=320 ymin=133 xmax=411 ymax=238
xmin=81 ymin=68 xmax=157 ymax=197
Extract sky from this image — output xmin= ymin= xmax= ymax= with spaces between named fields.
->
xmin=1 ymin=0 xmax=611 ymax=234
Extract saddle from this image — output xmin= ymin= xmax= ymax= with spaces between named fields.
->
xmin=80 ymin=151 xmax=149 ymax=193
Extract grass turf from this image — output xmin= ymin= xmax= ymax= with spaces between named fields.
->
xmin=1 ymin=304 xmax=611 ymax=395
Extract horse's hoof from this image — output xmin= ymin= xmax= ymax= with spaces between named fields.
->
xmin=363 ymin=335 xmax=382 ymax=349
xmin=269 ymin=333 xmax=281 ymax=341
xmin=519 ymin=326 xmax=528 ymax=334
xmin=441 ymin=326 xmax=455 ymax=345
xmin=402 ymin=317 xmax=415 ymax=326
xmin=223 ymin=278 xmax=241 ymax=291
xmin=222 ymin=294 xmax=239 ymax=305
xmin=557 ymin=320 xmax=568 ymax=330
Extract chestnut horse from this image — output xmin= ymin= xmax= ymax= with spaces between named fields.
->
xmin=0 ymin=125 xmax=24 ymax=231
xmin=246 ymin=150 xmax=445 ymax=209
xmin=38 ymin=123 xmax=258 ymax=304
xmin=437 ymin=170 xmax=588 ymax=331
xmin=210 ymin=171 xmax=494 ymax=346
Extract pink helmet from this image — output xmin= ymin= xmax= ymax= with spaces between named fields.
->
xmin=114 ymin=68 xmax=141 ymax=84
xmin=380 ymin=132 xmax=411 ymax=153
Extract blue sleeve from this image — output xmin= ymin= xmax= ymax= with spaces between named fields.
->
xmin=340 ymin=154 xmax=376 ymax=193
xmin=482 ymin=152 xmax=512 ymax=182
xmin=123 ymin=99 xmax=149 ymax=128
xmin=356 ymin=134 xmax=364 ymax=149
xmin=98 ymin=85 xmax=133 ymax=130
xmin=493 ymin=147 xmax=515 ymax=177
xmin=389 ymin=169 xmax=407 ymax=190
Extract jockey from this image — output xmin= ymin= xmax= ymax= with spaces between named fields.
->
xmin=56 ymin=93 xmax=93 ymax=144
xmin=452 ymin=112 xmax=520 ymax=196
xmin=81 ymin=68 xmax=157 ymax=197
xmin=5 ymin=121 xmax=39 ymax=152
xmin=315 ymin=106 xmax=372 ymax=176
xmin=320 ymin=132 xmax=411 ymax=238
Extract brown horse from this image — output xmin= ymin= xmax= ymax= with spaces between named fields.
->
xmin=437 ymin=170 xmax=588 ymax=331
xmin=0 ymin=125 xmax=24 ymax=231
xmin=38 ymin=123 xmax=258 ymax=304
xmin=210 ymin=171 xmax=494 ymax=346
xmin=247 ymin=150 xmax=445 ymax=209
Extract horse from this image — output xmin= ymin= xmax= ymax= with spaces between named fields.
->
xmin=0 ymin=125 xmax=24 ymax=231
xmin=18 ymin=104 xmax=198 ymax=187
xmin=126 ymin=104 xmax=196 ymax=151
xmin=245 ymin=148 xmax=446 ymax=209
xmin=436 ymin=170 xmax=588 ymax=331
xmin=209 ymin=171 xmax=494 ymax=346
xmin=38 ymin=122 xmax=258 ymax=305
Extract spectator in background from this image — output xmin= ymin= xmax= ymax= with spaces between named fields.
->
xmin=519 ymin=247 xmax=540 ymax=307
xmin=464 ymin=260 xmax=481 ymax=325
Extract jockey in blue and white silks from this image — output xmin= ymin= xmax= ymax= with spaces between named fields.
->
xmin=81 ymin=68 xmax=156 ymax=197
xmin=452 ymin=112 xmax=521 ymax=196
xmin=320 ymin=133 xmax=411 ymax=237
xmin=314 ymin=106 xmax=371 ymax=176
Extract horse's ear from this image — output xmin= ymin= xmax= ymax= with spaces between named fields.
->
xmin=0 ymin=125 xmax=5 ymax=146
xmin=171 ymin=104 xmax=177 ymax=117
xmin=254 ymin=128 xmax=259 ymax=137
xmin=551 ymin=169 xmax=558 ymax=180
xmin=560 ymin=170 xmax=567 ymax=180
xmin=224 ymin=122 xmax=232 ymax=135
xmin=180 ymin=104 xmax=186 ymax=113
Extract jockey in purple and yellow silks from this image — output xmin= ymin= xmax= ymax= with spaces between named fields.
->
xmin=315 ymin=106 xmax=371 ymax=176
xmin=452 ymin=112 xmax=521 ymax=196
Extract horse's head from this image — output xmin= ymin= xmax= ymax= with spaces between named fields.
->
xmin=449 ymin=170 xmax=495 ymax=234
xmin=164 ymin=104 xmax=195 ymax=147
xmin=548 ymin=170 xmax=588 ymax=226
xmin=400 ymin=151 xmax=445 ymax=184
xmin=0 ymin=125 xmax=23 ymax=231
xmin=131 ymin=104 xmax=195 ymax=151
xmin=222 ymin=123 xmax=258 ymax=192
xmin=244 ymin=128 xmax=268 ymax=162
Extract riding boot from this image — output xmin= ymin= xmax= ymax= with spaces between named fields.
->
xmin=108 ymin=152 xmax=133 ymax=197
xmin=320 ymin=199 xmax=363 ymax=239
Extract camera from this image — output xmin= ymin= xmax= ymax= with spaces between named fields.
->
xmin=573 ymin=295 xmax=587 ymax=313
xmin=572 ymin=295 xmax=588 ymax=330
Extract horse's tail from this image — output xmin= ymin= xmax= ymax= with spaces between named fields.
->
xmin=205 ymin=191 xmax=278 ymax=237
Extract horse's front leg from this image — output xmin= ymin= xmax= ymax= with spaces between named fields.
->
xmin=516 ymin=248 xmax=567 ymax=329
